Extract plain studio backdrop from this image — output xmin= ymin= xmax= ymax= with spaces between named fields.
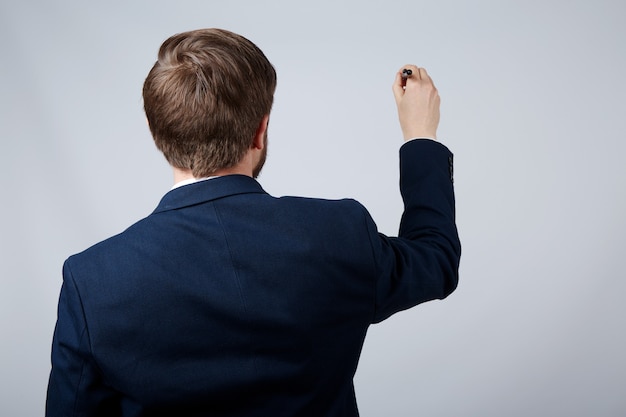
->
xmin=1 ymin=1 xmax=625 ymax=415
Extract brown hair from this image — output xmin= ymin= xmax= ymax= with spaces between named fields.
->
xmin=143 ymin=28 xmax=276 ymax=177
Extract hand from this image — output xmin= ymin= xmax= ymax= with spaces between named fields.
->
xmin=392 ymin=66 xmax=440 ymax=141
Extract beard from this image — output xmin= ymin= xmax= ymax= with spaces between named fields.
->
xmin=252 ymin=132 xmax=268 ymax=179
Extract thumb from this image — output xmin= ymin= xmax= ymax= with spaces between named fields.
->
xmin=391 ymin=70 xmax=406 ymax=104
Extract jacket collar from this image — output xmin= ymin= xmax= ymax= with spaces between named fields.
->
xmin=153 ymin=174 xmax=266 ymax=214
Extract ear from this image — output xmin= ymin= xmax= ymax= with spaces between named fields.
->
xmin=252 ymin=114 xmax=270 ymax=150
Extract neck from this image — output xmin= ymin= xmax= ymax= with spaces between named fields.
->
xmin=173 ymin=168 xmax=195 ymax=184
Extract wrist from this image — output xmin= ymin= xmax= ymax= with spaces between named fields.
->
xmin=403 ymin=130 xmax=437 ymax=141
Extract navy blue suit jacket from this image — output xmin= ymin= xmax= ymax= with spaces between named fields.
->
xmin=46 ymin=139 xmax=460 ymax=416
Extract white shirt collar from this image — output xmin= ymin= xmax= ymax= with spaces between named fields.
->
xmin=171 ymin=176 xmax=218 ymax=190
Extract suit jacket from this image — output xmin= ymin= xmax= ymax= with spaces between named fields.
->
xmin=46 ymin=139 xmax=461 ymax=416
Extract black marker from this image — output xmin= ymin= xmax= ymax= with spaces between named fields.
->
xmin=401 ymin=68 xmax=413 ymax=79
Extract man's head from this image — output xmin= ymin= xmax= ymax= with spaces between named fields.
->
xmin=143 ymin=28 xmax=276 ymax=178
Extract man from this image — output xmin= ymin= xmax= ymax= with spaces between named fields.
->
xmin=46 ymin=28 xmax=460 ymax=416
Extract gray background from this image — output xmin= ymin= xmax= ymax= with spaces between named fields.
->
xmin=1 ymin=0 xmax=625 ymax=415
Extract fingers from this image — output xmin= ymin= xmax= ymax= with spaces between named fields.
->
xmin=407 ymin=65 xmax=421 ymax=80
xmin=403 ymin=66 xmax=433 ymax=84
xmin=417 ymin=67 xmax=435 ymax=86
xmin=392 ymin=65 xmax=434 ymax=98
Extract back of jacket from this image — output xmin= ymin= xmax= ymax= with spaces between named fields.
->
xmin=46 ymin=139 xmax=461 ymax=416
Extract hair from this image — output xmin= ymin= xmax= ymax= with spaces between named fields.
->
xmin=142 ymin=28 xmax=277 ymax=177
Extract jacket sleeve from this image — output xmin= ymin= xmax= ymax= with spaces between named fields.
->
xmin=369 ymin=139 xmax=461 ymax=323
xmin=46 ymin=260 xmax=120 ymax=417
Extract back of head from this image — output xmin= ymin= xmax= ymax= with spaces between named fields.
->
xmin=143 ymin=28 xmax=277 ymax=177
